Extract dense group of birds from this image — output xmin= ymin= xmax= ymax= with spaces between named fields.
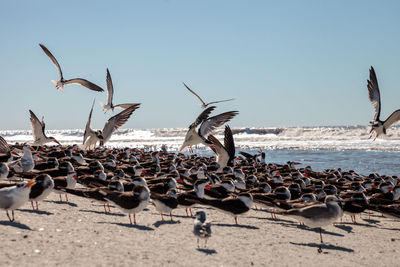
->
xmin=0 ymin=44 xmax=399 ymax=252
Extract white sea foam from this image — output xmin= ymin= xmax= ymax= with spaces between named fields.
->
xmin=2 ymin=125 xmax=400 ymax=151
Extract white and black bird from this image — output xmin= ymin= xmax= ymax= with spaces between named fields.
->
xmin=201 ymin=192 xmax=253 ymax=224
xmin=102 ymin=185 xmax=150 ymax=225
xmin=9 ymin=144 xmax=35 ymax=173
xmin=278 ymin=195 xmax=343 ymax=253
xmin=29 ymin=110 xmax=61 ymax=146
xmin=100 ymin=68 xmax=140 ymax=113
xmin=180 ymin=106 xmax=238 ymax=152
xmin=29 ymin=174 xmax=54 ymax=210
xmin=0 ymin=179 xmax=36 ymax=221
xmin=39 ymin=43 xmax=104 ymax=92
xmin=183 ymin=82 xmax=234 ymax=109
xmin=83 ymin=100 xmax=140 ymax=149
xmin=367 ymin=66 xmax=400 ymax=140
xmin=207 ymin=125 xmax=235 ymax=169
xmin=193 ymin=211 xmax=212 ymax=248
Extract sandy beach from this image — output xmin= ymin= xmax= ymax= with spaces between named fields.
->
xmin=1 ymin=190 xmax=399 ymax=267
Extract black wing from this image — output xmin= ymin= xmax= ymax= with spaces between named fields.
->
xmin=188 ymin=106 xmax=216 ymax=129
xmin=224 ymin=125 xmax=235 ymax=166
xmin=367 ymin=66 xmax=381 ymax=122
xmin=39 ymin=43 xmax=63 ymax=79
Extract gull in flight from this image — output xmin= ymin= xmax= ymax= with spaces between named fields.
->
xmin=207 ymin=125 xmax=235 ymax=170
xmin=29 ymin=110 xmax=61 ymax=146
xmin=183 ymin=82 xmax=234 ymax=109
xmin=39 ymin=43 xmax=104 ymax=92
xmin=83 ymin=100 xmax=140 ymax=149
xmin=367 ymin=66 xmax=400 ymax=140
xmin=180 ymin=106 xmax=238 ymax=152
xmin=100 ymin=68 xmax=140 ymax=113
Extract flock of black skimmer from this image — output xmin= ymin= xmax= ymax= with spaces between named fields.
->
xmin=0 ymin=44 xmax=399 ymax=252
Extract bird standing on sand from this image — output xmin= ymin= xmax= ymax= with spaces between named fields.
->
xmin=183 ymin=82 xmax=234 ymax=108
xmin=367 ymin=66 xmax=400 ymax=140
xmin=193 ymin=211 xmax=212 ymax=248
xmin=29 ymin=110 xmax=61 ymax=146
xmin=0 ymin=179 xmax=36 ymax=221
xmin=53 ymin=172 xmax=77 ymax=202
xmin=101 ymin=185 xmax=150 ymax=225
xmin=100 ymin=68 xmax=140 ymax=113
xmin=180 ymin=106 xmax=238 ymax=152
xmin=29 ymin=174 xmax=54 ymax=210
xmin=278 ymin=195 xmax=343 ymax=253
xmin=39 ymin=43 xmax=104 ymax=92
xmin=9 ymin=144 xmax=35 ymax=173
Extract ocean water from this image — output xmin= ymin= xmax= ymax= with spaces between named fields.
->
xmin=1 ymin=126 xmax=400 ymax=176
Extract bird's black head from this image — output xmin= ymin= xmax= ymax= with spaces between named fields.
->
xmin=195 ymin=211 xmax=207 ymax=223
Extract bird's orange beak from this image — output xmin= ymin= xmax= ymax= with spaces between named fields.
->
xmin=29 ymin=147 xmax=35 ymax=151
xmin=25 ymin=178 xmax=36 ymax=188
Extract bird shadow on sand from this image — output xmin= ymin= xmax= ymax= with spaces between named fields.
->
xmin=97 ymin=221 xmax=154 ymax=231
xmin=248 ymin=216 xmax=295 ymax=224
xmin=334 ymin=224 xmax=353 ymax=233
xmin=339 ymin=221 xmax=378 ymax=228
xmin=79 ymin=209 xmax=125 ymax=217
xmin=43 ymin=200 xmax=77 ymax=207
xmin=361 ymin=218 xmax=381 ymax=225
xmin=196 ymin=248 xmax=217 ymax=255
xmin=214 ymin=223 xmax=259 ymax=230
xmin=18 ymin=209 xmax=54 ymax=216
xmin=0 ymin=220 xmax=31 ymax=230
xmin=296 ymin=225 xmax=344 ymax=237
xmin=153 ymin=220 xmax=181 ymax=228
xmin=290 ymin=242 xmax=354 ymax=253
xmin=270 ymin=221 xmax=344 ymax=237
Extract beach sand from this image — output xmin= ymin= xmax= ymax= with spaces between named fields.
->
xmin=1 ymin=191 xmax=399 ymax=267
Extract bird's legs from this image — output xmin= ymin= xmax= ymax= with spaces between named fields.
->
xmin=318 ymin=227 xmax=323 ymax=253
xmin=129 ymin=214 xmax=133 ymax=224
xmin=6 ymin=210 xmax=14 ymax=222
xmin=170 ymin=212 xmax=173 ymax=221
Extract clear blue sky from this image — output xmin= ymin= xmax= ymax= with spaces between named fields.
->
xmin=1 ymin=0 xmax=400 ymax=130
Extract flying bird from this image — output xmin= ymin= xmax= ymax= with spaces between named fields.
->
xmin=183 ymin=82 xmax=235 ymax=108
xmin=83 ymin=101 xmax=140 ymax=149
xmin=193 ymin=211 xmax=212 ymax=248
xmin=29 ymin=110 xmax=61 ymax=146
xmin=180 ymin=106 xmax=238 ymax=152
xmin=100 ymin=68 xmax=140 ymax=113
xmin=367 ymin=66 xmax=400 ymax=140
xmin=39 ymin=43 xmax=104 ymax=92
xmin=207 ymin=125 xmax=235 ymax=169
